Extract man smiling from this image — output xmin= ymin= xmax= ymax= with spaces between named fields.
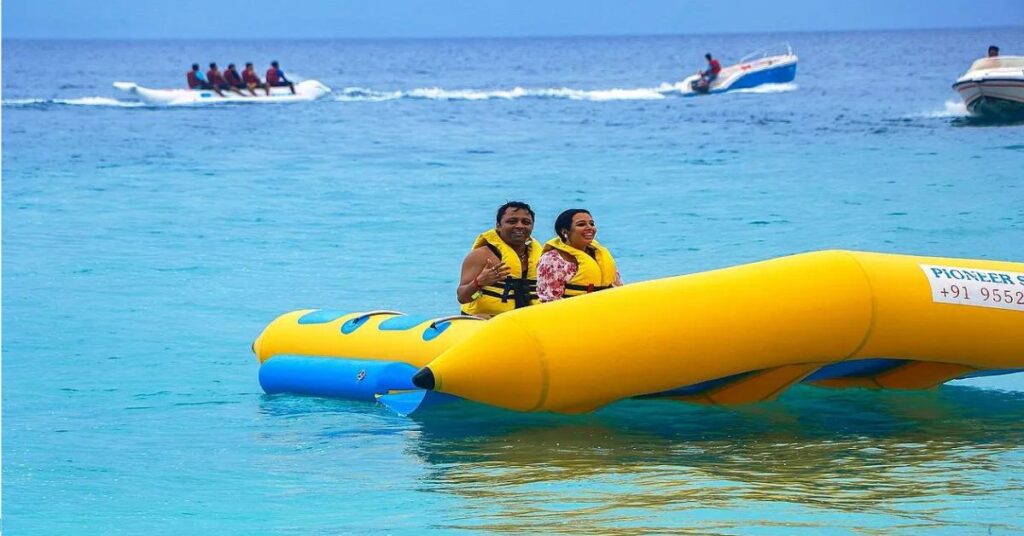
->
xmin=457 ymin=201 xmax=541 ymax=318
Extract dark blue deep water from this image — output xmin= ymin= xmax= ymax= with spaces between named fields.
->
xmin=4 ymin=28 xmax=1024 ymax=534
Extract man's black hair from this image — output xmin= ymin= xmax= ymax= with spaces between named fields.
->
xmin=245 ymin=62 xmax=253 ymax=67
xmin=192 ymin=63 xmax=200 ymax=70
xmin=209 ymin=62 xmax=217 ymax=69
xmin=705 ymin=53 xmax=712 ymax=60
xmin=989 ymin=45 xmax=1000 ymax=54
xmin=496 ymin=201 xmax=535 ymax=225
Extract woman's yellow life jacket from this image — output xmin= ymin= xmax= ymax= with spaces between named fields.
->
xmin=462 ymin=229 xmax=541 ymax=317
xmin=542 ymin=238 xmax=617 ymax=297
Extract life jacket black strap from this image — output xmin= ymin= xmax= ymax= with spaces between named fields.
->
xmin=481 ymin=280 xmax=536 ymax=292
xmin=478 ymin=276 xmax=538 ymax=308
xmin=564 ymin=282 xmax=613 ymax=293
xmin=480 ymin=289 xmax=537 ymax=300
xmin=483 ymin=242 xmax=502 ymax=259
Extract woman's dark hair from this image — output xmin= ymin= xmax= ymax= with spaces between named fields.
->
xmin=554 ymin=209 xmax=591 ymax=240
xmin=496 ymin=201 xmax=535 ymax=225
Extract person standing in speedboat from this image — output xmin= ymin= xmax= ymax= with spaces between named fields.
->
xmin=694 ymin=52 xmax=722 ymax=93
xmin=242 ymin=62 xmax=270 ymax=96
xmin=537 ymin=209 xmax=622 ymax=302
xmin=457 ymin=201 xmax=541 ymax=318
xmin=266 ymin=61 xmax=296 ymax=94
xmin=186 ymin=64 xmax=211 ymax=90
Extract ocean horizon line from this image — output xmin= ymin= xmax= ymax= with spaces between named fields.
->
xmin=3 ymin=24 xmax=1021 ymax=43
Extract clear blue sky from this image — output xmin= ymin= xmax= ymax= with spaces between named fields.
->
xmin=4 ymin=0 xmax=1023 ymax=39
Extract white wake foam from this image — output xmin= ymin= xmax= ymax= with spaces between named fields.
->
xmin=730 ymin=82 xmax=799 ymax=94
xmin=3 ymin=96 xmax=145 ymax=107
xmin=337 ymin=85 xmax=670 ymax=102
xmin=5 ymin=82 xmax=799 ymax=108
xmin=924 ymin=100 xmax=970 ymax=118
xmin=901 ymin=100 xmax=970 ymax=119
xmin=336 ymin=81 xmax=798 ymax=103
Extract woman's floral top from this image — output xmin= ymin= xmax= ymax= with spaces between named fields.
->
xmin=536 ymin=249 xmax=623 ymax=302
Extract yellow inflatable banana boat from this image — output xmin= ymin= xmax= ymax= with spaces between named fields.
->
xmin=253 ymin=250 xmax=1024 ymax=414
xmin=412 ymin=250 xmax=1024 ymax=413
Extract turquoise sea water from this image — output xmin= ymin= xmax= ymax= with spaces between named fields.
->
xmin=3 ymin=28 xmax=1024 ymax=534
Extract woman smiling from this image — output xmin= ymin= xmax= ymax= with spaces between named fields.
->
xmin=537 ymin=208 xmax=622 ymax=302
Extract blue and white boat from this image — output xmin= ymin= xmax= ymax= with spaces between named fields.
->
xmin=680 ymin=43 xmax=798 ymax=96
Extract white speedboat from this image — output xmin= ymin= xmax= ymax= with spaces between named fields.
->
xmin=113 ymin=79 xmax=331 ymax=105
xmin=952 ymin=56 xmax=1024 ymax=119
xmin=680 ymin=43 xmax=798 ymax=96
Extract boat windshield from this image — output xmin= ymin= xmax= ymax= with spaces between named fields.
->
xmin=738 ymin=43 xmax=794 ymax=64
xmin=968 ymin=56 xmax=1024 ymax=72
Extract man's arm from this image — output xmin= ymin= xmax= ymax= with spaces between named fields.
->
xmin=457 ymin=249 xmax=488 ymax=304
xmin=457 ymin=248 xmax=510 ymax=304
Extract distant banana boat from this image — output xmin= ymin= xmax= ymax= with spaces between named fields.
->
xmin=113 ymin=80 xmax=331 ymax=105
xmin=253 ymin=250 xmax=1024 ymax=414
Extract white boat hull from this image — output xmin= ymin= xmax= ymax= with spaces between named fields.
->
xmin=952 ymin=56 xmax=1024 ymax=119
xmin=113 ymin=80 xmax=331 ymax=105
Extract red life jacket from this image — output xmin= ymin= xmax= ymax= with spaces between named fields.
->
xmin=187 ymin=71 xmax=201 ymax=89
xmin=207 ymin=69 xmax=226 ymax=86
xmin=709 ymin=59 xmax=722 ymax=75
xmin=242 ymin=69 xmax=260 ymax=85
xmin=266 ymin=68 xmax=280 ymax=84
xmin=224 ymin=69 xmax=242 ymax=85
